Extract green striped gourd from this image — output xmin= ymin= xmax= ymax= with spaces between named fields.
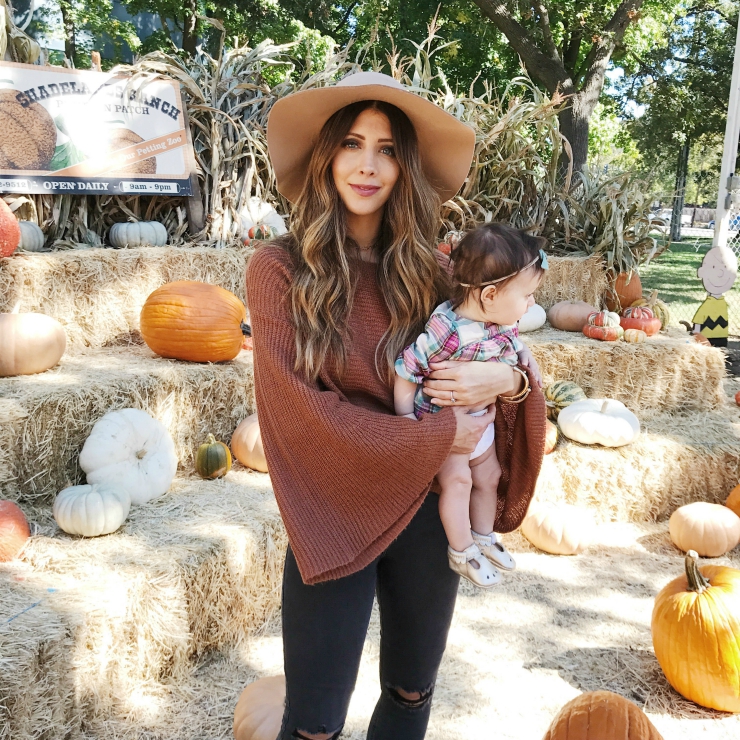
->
xmin=545 ymin=380 xmax=587 ymax=421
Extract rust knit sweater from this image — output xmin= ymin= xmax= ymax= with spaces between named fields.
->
xmin=246 ymin=244 xmax=546 ymax=585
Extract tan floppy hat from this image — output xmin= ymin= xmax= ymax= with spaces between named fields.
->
xmin=267 ymin=71 xmax=476 ymax=203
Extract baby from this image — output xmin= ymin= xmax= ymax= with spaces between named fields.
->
xmin=394 ymin=223 xmax=545 ymax=588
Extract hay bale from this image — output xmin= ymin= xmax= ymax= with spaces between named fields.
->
xmin=0 ymin=245 xmax=255 ymax=351
xmin=528 ymin=326 xmax=726 ymax=414
xmin=0 ymin=576 xmax=79 ymax=740
xmin=3 ymin=470 xmax=286 ymax=727
xmin=538 ymin=405 xmax=740 ymax=522
xmin=535 ymin=254 xmax=607 ymax=310
xmin=0 ymin=248 xmax=599 ymax=351
xmin=0 ymin=345 xmax=255 ymax=505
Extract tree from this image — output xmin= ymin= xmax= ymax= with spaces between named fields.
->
xmin=469 ymin=1 xmax=674 ymax=173
xmin=623 ymin=2 xmax=737 ymax=237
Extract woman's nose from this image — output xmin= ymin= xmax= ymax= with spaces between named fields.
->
xmin=358 ymin=149 xmax=378 ymax=175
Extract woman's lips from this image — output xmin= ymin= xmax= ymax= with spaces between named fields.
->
xmin=350 ymin=184 xmax=381 ymax=196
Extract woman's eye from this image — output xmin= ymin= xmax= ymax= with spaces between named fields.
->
xmin=381 ymin=146 xmax=395 ymax=157
xmin=343 ymin=139 xmax=360 ymax=149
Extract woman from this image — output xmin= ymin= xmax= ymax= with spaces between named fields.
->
xmin=247 ymin=71 xmax=545 ymax=740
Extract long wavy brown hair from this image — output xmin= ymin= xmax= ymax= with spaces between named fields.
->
xmin=282 ymin=99 xmax=449 ymax=382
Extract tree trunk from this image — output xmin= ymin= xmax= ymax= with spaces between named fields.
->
xmin=182 ymin=0 xmax=199 ymax=56
xmin=60 ymin=3 xmax=76 ymax=64
xmin=670 ymin=140 xmax=690 ymax=242
xmin=558 ymin=91 xmax=592 ymax=179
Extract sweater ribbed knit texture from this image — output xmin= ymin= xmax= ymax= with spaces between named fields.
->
xmin=246 ymin=245 xmax=546 ymax=585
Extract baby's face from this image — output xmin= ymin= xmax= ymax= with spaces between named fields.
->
xmin=480 ymin=268 xmax=541 ymax=326
xmin=698 ymin=248 xmax=737 ymax=296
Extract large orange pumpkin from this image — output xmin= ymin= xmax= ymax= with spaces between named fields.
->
xmin=140 ymin=281 xmax=248 ymax=362
xmin=233 ymin=676 xmax=285 ymax=740
xmin=0 ymin=198 xmax=21 ymax=257
xmin=543 ymin=690 xmax=664 ymax=740
xmin=605 ymin=271 xmax=643 ymax=312
xmin=0 ymin=500 xmax=31 ymax=562
xmin=652 ymin=550 xmax=740 ymax=713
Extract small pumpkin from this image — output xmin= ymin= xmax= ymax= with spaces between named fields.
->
xmin=109 ymin=221 xmax=167 ymax=248
xmin=436 ymin=241 xmax=452 ymax=256
xmin=632 ymin=290 xmax=670 ymax=330
xmin=0 ymin=305 xmax=67 ymax=377
xmin=140 ymin=281 xmax=248 ymax=363
xmin=0 ymin=500 xmax=31 ymax=562
xmin=196 ymin=433 xmax=232 ymax=479
xmin=520 ymin=502 xmax=595 ymax=555
xmin=726 ymin=484 xmax=740 ymax=517
xmin=652 ymin=550 xmax=740 ymax=713
xmin=79 ymin=408 xmax=178 ymax=505
xmin=735 ymin=391 xmax=740 ymax=407
xmin=620 ymin=306 xmax=661 ymax=336
xmin=233 ymin=676 xmax=285 ymax=740
xmin=231 ymin=414 xmax=268 ymax=472
xmin=669 ymin=502 xmax=740 ymax=557
xmin=543 ymin=690 xmax=664 ymax=740
xmin=518 ymin=304 xmax=546 ymax=333
xmin=587 ymin=310 xmax=621 ymax=328
xmin=544 ymin=380 xmax=587 ymax=421
xmin=247 ymin=224 xmax=278 ymax=241
xmin=582 ymin=324 xmax=624 ymax=342
xmin=239 ymin=197 xmax=287 ymax=242
xmin=18 ymin=221 xmax=45 ymax=251
xmin=0 ymin=197 xmax=21 ymax=257
xmin=623 ymin=328 xmax=647 ymax=343
xmin=547 ymin=301 xmax=598 ymax=332
xmin=544 ymin=419 xmax=558 ymax=454
xmin=605 ymin=271 xmax=643 ymax=312
xmin=692 ymin=332 xmax=711 ymax=346
xmin=557 ymin=399 xmax=640 ymax=447
xmin=53 ymin=483 xmax=131 ymax=537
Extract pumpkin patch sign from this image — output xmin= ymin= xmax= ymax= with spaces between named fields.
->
xmin=0 ymin=61 xmax=196 ymax=195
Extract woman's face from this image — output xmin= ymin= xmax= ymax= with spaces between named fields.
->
xmin=331 ymin=108 xmax=401 ymax=219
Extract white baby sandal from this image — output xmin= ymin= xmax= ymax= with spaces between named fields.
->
xmin=472 ymin=531 xmax=516 ymax=571
xmin=447 ymin=543 xmax=501 ymax=589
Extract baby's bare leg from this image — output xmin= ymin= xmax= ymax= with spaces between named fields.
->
xmin=436 ymin=452 xmax=474 ymax=552
xmin=469 ymin=448 xmax=502 ymax=537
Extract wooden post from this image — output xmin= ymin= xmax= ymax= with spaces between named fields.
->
xmin=182 ymin=101 xmax=205 ymax=235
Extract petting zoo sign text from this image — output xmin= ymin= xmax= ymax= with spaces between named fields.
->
xmin=0 ymin=61 xmax=196 ymax=195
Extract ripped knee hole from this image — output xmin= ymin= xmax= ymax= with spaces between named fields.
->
xmin=386 ymin=683 xmax=434 ymax=709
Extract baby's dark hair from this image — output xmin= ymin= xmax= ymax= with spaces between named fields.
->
xmin=450 ymin=223 xmax=547 ymax=309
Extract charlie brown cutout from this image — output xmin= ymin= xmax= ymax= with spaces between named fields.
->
xmin=692 ymin=246 xmax=738 ymax=347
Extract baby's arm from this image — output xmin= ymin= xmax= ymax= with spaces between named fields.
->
xmin=516 ymin=341 xmax=542 ymax=387
xmin=394 ymin=376 xmax=419 ymax=419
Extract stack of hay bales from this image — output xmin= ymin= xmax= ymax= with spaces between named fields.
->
xmin=1 ymin=244 xmax=739 ymax=740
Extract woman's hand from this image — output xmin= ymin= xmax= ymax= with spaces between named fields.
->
xmin=450 ymin=405 xmax=496 ymax=454
xmin=423 ymin=360 xmax=521 ymax=409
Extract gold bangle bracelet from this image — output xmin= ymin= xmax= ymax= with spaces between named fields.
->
xmin=499 ymin=366 xmax=530 ymax=403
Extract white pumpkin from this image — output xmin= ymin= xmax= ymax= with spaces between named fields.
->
xmin=517 ymin=304 xmax=547 ymax=333
xmin=231 ymin=414 xmax=268 ymax=473
xmin=557 ymin=399 xmax=640 ymax=447
xmin=18 ymin=221 xmax=45 ymax=251
xmin=79 ymin=408 xmax=178 ymax=505
xmin=109 ymin=221 xmax=168 ymax=248
xmin=239 ymin=197 xmax=287 ymax=240
xmin=669 ymin=502 xmax=740 ymax=557
xmin=521 ymin=502 xmax=595 ymax=555
xmin=53 ymin=483 xmax=131 ymax=537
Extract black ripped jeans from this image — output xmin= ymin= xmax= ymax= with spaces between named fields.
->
xmin=278 ymin=493 xmax=460 ymax=740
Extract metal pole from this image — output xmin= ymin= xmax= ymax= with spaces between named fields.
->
xmin=714 ymin=16 xmax=740 ymax=248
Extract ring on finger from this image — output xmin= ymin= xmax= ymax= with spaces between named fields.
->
xmin=450 ymin=390 xmax=455 ymax=403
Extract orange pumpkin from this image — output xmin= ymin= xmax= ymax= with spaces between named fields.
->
xmin=587 ymin=310 xmax=621 ymax=328
xmin=652 ymin=551 xmax=740 ymax=713
xmin=436 ymin=242 xmax=452 ymax=256
xmin=543 ymin=690 xmax=664 ymax=740
xmin=140 ymin=281 xmax=248 ymax=363
xmin=0 ymin=198 xmax=21 ymax=257
xmin=0 ymin=500 xmax=31 ymax=562
xmin=620 ymin=306 xmax=661 ymax=336
xmin=726 ymin=484 xmax=740 ymax=517
xmin=233 ymin=676 xmax=285 ymax=740
xmin=547 ymin=301 xmax=598 ymax=332
xmin=544 ymin=419 xmax=558 ymax=454
xmin=583 ymin=324 xmax=623 ymax=341
xmin=605 ymin=271 xmax=643 ymax=312
xmin=231 ymin=414 xmax=268 ymax=472
xmin=735 ymin=390 xmax=740 ymax=407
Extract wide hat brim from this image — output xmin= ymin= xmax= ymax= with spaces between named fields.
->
xmin=267 ymin=71 xmax=476 ymax=204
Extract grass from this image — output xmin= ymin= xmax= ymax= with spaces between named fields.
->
xmin=640 ymin=237 xmax=740 ymax=337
